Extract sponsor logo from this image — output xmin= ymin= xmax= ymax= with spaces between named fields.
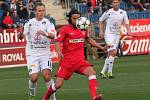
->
xmin=122 ymin=23 xmax=150 ymax=34
xmin=69 ymin=38 xmax=84 ymax=43
xmin=2 ymin=53 xmax=25 ymax=62
xmin=0 ymin=29 xmax=25 ymax=44
xmin=122 ymin=35 xmax=150 ymax=55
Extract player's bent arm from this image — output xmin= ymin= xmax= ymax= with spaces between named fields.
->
xmin=47 ymin=33 xmax=55 ymax=39
xmin=19 ymin=21 xmax=29 ymax=40
xmin=99 ymin=21 xmax=104 ymax=38
xmin=19 ymin=32 xmax=25 ymax=40
xmin=86 ymin=37 xmax=105 ymax=51
xmin=55 ymin=42 xmax=61 ymax=53
xmin=126 ymin=24 xmax=131 ymax=35
xmin=55 ymin=42 xmax=63 ymax=59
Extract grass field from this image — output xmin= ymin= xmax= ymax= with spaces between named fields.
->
xmin=0 ymin=55 xmax=150 ymax=100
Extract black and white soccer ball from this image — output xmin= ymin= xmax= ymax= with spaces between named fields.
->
xmin=76 ymin=17 xmax=90 ymax=30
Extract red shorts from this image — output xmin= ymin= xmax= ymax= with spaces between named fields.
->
xmin=56 ymin=59 xmax=93 ymax=80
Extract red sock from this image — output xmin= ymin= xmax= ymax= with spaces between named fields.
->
xmin=48 ymin=83 xmax=57 ymax=94
xmin=44 ymin=84 xmax=57 ymax=100
xmin=88 ymin=75 xmax=97 ymax=99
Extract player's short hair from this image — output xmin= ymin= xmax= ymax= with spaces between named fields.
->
xmin=66 ymin=9 xmax=81 ymax=24
xmin=112 ymin=0 xmax=121 ymax=2
xmin=34 ymin=2 xmax=45 ymax=10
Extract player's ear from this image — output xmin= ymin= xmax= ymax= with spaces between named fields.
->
xmin=65 ymin=11 xmax=71 ymax=23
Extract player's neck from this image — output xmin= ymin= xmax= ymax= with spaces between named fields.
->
xmin=36 ymin=17 xmax=43 ymax=21
xmin=113 ymin=8 xmax=119 ymax=11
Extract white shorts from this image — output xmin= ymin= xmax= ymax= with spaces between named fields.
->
xmin=104 ymin=34 xmax=120 ymax=52
xmin=26 ymin=54 xmax=52 ymax=75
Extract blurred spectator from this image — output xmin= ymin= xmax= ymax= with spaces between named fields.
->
xmin=2 ymin=11 xmax=14 ymax=29
xmin=87 ymin=0 xmax=93 ymax=13
xmin=53 ymin=0 xmax=60 ymax=5
xmin=123 ymin=0 xmax=147 ymax=11
xmin=60 ymin=0 xmax=66 ymax=9
xmin=26 ymin=0 xmax=35 ymax=19
xmin=11 ymin=10 xmax=21 ymax=28
xmin=131 ymin=0 xmax=147 ymax=11
xmin=8 ymin=0 xmax=18 ymax=15
xmin=0 ymin=1 xmax=8 ymax=11
xmin=17 ymin=0 xmax=29 ymax=19
xmin=45 ymin=14 xmax=56 ymax=26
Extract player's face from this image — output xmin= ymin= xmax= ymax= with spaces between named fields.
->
xmin=112 ymin=0 xmax=120 ymax=10
xmin=35 ymin=6 xmax=45 ymax=20
xmin=71 ymin=14 xmax=81 ymax=26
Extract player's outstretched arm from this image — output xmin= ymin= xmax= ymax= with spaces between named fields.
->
xmin=36 ymin=30 xmax=55 ymax=39
xmin=55 ymin=42 xmax=63 ymax=61
xmin=86 ymin=37 xmax=106 ymax=51
xmin=126 ymin=24 xmax=131 ymax=35
xmin=18 ymin=28 xmax=24 ymax=40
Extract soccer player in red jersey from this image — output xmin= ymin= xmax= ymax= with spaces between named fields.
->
xmin=43 ymin=9 xmax=105 ymax=100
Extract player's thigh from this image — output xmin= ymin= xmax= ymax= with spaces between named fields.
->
xmin=26 ymin=55 xmax=40 ymax=75
xmin=40 ymin=54 xmax=52 ymax=71
xmin=76 ymin=60 xmax=95 ymax=76
xmin=115 ymin=34 xmax=120 ymax=48
xmin=56 ymin=60 xmax=74 ymax=80
xmin=105 ymin=34 xmax=117 ymax=51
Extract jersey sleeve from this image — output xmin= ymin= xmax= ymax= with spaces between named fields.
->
xmin=46 ymin=20 xmax=57 ymax=34
xmin=56 ymin=27 xmax=66 ymax=42
xmin=23 ymin=21 xmax=29 ymax=35
xmin=123 ymin=11 xmax=129 ymax=24
xmin=99 ymin=11 xmax=108 ymax=22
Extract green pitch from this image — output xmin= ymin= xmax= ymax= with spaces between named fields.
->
xmin=0 ymin=55 xmax=150 ymax=100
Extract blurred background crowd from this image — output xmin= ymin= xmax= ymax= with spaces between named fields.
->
xmin=0 ymin=0 xmax=56 ymax=29
xmin=0 ymin=0 xmax=149 ymax=30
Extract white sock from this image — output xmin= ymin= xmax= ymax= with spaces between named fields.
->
xmin=28 ymin=80 xmax=37 ymax=96
xmin=101 ymin=57 xmax=109 ymax=74
xmin=45 ymin=79 xmax=56 ymax=100
xmin=108 ymin=56 xmax=115 ymax=74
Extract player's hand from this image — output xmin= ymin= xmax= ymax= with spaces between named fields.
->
xmin=105 ymin=45 xmax=111 ymax=49
xmin=102 ymin=45 xmax=111 ymax=52
xmin=18 ymin=28 xmax=24 ymax=40
xmin=101 ymin=47 xmax=107 ymax=52
xmin=36 ymin=30 xmax=46 ymax=36
xmin=58 ymin=52 xmax=64 ymax=61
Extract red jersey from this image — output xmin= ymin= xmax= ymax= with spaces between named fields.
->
xmin=56 ymin=25 xmax=88 ymax=61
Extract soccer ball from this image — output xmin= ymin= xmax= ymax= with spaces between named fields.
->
xmin=76 ymin=17 xmax=90 ymax=30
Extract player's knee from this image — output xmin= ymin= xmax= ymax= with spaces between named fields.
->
xmin=84 ymin=67 xmax=96 ymax=76
xmin=30 ymin=74 xmax=38 ymax=83
xmin=89 ymin=70 xmax=96 ymax=76
xmin=30 ymin=77 xmax=38 ymax=83
xmin=110 ymin=50 xmax=117 ymax=57
xmin=42 ymin=69 xmax=51 ymax=81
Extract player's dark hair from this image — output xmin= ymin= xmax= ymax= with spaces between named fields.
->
xmin=67 ymin=9 xmax=81 ymax=24
xmin=34 ymin=2 xmax=45 ymax=10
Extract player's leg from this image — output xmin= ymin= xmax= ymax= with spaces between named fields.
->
xmin=83 ymin=67 xmax=102 ymax=100
xmin=43 ymin=60 xmax=73 ymax=100
xmin=99 ymin=57 xmax=109 ymax=78
xmin=26 ymin=55 xmax=40 ymax=100
xmin=99 ymin=34 xmax=113 ymax=78
xmin=28 ymin=74 xmax=39 ymax=100
xmin=40 ymin=55 xmax=56 ymax=100
xmin=107 ymin=34 xmax=120 ymax=78
xmin=43 ymin=76 xmax=65 ymax=100
xmin=107 ymin=50 xmax=115 ymax=78
xmin=76 ymin=60 xmax=102 ymax=100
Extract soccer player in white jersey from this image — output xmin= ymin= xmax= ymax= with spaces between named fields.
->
xmin=19 ymin=2 xmax=56 ymax=100
xmin=99 ymin=0 xmax=131 ymax=78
